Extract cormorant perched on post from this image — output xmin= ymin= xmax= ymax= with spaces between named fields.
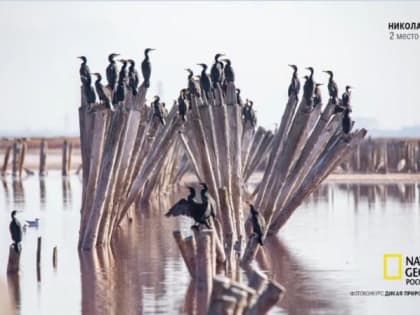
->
xmin=210 ymin=53 xmax=224 ymax=89
xmin=92 ymin=73 xmax=113 ymax=111
xmin=342 ymin=85 xmax=352 ymax=108
xmin=106 ymin=53 xmax=119 ymax=90
xmin=9 ymin=210 xmax=22 ymax=253
xmin=303 ymin=67 xmax=315 ymax=105
xmin=152 ymin=96 xmax=165 ymax=126
xmin=323 ymin=70 xmax=338 ymax=104
xmin=185 ymin=69 xmax=201 ymax=97
xmin=249 ymin=204 xmax=265 ymax=246
xmin=113 ymin=59 xmax=128 ymax=104
xmin=197 ymin=63 xmax=212 ymax=98
xmin=236 ymin=89 xmax=244 ymax=106
xmin=165 ymin=186 xmax=211 ymax=229
xmin=178 ymin=89 xmax=188 ymax=121
xmin=199 ymin=183 xmax=217 ymax=223
xmin=288 ymin=64 xmax=300 ymax=98
xmin=313 ymin=83 xmax=323 ymax=107
xmin=78 ymin=56 xmax=91 ymax=86
xmin=141 ymin=48 xmax=155 ymax=88
xmin=222 ymin=59 xmax=235 ymax=83
xmin=127 ymin=59 xmax=139 ymax=95
xmin=242 ymin=100 xmax=257 ymax=127
xmin=342 ymin=107 xmax=353 ymax=135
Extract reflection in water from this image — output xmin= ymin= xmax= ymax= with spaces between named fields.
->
xmin=12 ymin=180 xmax=25 ymax=207
xmin=39 ymin=178 xmax=47 ymax=209
xmin=7 ymin=273 xmax=21 ymax=314
xmin=62 ymin=178 xmax=72 ymax=209
xmin=1 ymin=175 xmax=420 ymax=315
xmin=258 ymin=237 xmax=349 ymax=315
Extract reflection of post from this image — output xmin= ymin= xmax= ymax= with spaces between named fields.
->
xmin=18 ymin=140 xmax=26 ymax=178
xmin=7 ymin=273 xmax=20 ymax=313
xmin=39 ymin=178 xmax=46 ymax=208
xmin=12 ymin=180 xmax=25 ymax=206
xmin=39 ymin=139 xmax=48 ymax=176
xmin=62 ymin=177 xmax=72 ymax=208
xmin=7 ymin=245 xmax=21 ymax=274
xmin=62 ymin=140 xmax=72 ymax=176
xmin=1 ymin=145 xmax=11 ymax=176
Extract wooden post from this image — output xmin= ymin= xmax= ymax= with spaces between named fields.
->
xmin=246 ymin=267 xmax=268 ymax=295
xmin=39 ymin=139 xmax=48 ymax=176
xmin=7 ymin=245 xmax=21 ymax=274
xmin=36 ymin=237 xmax=42 ymax=267
xmin=52 ymin=246 xmax=58 ymax=269
xmin=62 ymin=140 xmax=70 ymax=176
xmin=1 ymin=145 xmax=11 ymax=177
xmin=246 ymin=281 xmax=284 ymax=315
xmin=12 ymin=141 xmax=20 ymax=178
xmin=173 ymin=231 xmax=196 ymax=278
xmin=18 ymin=140 xmax=26 ymax=178
xmin=196 ymin=230 xmax=213 ymax=315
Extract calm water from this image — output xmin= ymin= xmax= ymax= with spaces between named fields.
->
xmin=1 ymin=173 xmax=420 ymax=315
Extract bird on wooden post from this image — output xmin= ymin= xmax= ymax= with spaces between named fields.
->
xmin=106 ymin=53 xmax=119 ymax=91
xmin=242 ymin=100 xmax=257 ymax=127
xmin=113 ymin=59 xmax=128 ymax=105
xmin=236 ymin=88 xmax=244 ymax=106
xmin=222 ymin=58 xmax=235 ymax=84
xmin=92 ymin=73 xmax=114 ymax=111
xmin=152 ymin=96 xmax=166 ymax=126
xmin=288 ymin=64 xmax=300 ymax=99
xmin=335 ymin=85 xmax=353 ymax=113
xmin=185 ymin=69 xmax=201 ymax=98
xmin=77 ymin=56 xmax=91 ymax=86
xmin=178 ymin=89 xmax=188 ymax=121
xmin=199 ymin=182 xmax=217 ymax=225
xmin=313 ymin=83 xmax=323 ymax=108
xmin=323 ymin=70 xmax=339 ymax=104
xmin=210 ymin=53 xmax=225 ymax=90
xmin=127 ymin=59 xmax=139 ymax=95
xmin=248 ymin=204 xmax=266 ymax=246
xmin=9 ymin=210 xmax=23 ymax=253
xmin=141 ymin=48 xmax=155 ymax=88
xmin=197 ymin=63 xmax=212 ymax=99
xmin=303 ymin=67 xmax=315 ymax=105
xmin=165 ymin=186 xmax=211 ymax=229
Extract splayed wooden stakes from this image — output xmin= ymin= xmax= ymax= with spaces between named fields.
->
xmin=78 ymin=84 xmax=183 ymax=249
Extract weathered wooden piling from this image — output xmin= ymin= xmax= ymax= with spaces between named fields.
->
xmin=196 ymin=230 xmax=213 ymax=315
xmin=1 ymin=145 xmax=11 ymax=177
xmin=52 ymin=246 xmax=58 ymax=269
xmin=7 ymin=246 xmax=21 ymax=274
xmin=62 ymin=140 xmax=72 ymax=176
xmin=246 ymin=280 xmax=284 ymax=315
xmin=12 ymin=141 xmax=20 ymax=178
xmin=36 ymin=237 xmax=42 ymax=267
xmin=39 ymin=139 xmax=48 ymax=176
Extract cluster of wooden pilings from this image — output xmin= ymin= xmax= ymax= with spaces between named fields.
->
xmin=0 ymin=138 xmax=75 ymax=177
xmin=173 ymin=229 xmax=284 ymax=315
xmin=341 ymin=137 xmax=420 ymax=174
xmin=78 ymin=83 xmax=189 ymax=249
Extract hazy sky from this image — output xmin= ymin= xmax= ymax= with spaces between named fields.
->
xmin=0 ymin=1 xmax=419 ymax=136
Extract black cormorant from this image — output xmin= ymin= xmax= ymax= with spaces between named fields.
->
xmin=342 ymin=85 xmax=352 ymax=108
xmin=249 ymin=204 xmax=266 ymax=246
xmin=185 ymin=69 xmax=201 ymax=97
xmin=242 ymin=100 xmax=257 ymax=127
xmin=152 ymin=96 xmax=165 ymax=126
xmin=106 ymin=53 xmax=119 ymax=90
xmin=323 ymin=70 xmax=339 ymax=104
xmin=197 ymin=63 xmax=212 ymax=98
xmin=288 ymin=64 xmax=300 ymax=98
xmin=222 ymin=59 xmax=235 ymax=83
xmin=303 ymin=67 xmax=315 ymax=104
xmin=313 ymin=83 xmax=323 ymax=107
xmin=78 ymin=56 xmax=91 ymax=86
xmin=113 ymin=59 xmax=128 ymax=104
xmin=210 ymin=53 xmax=224 ymax=89
xmin=165 ymin=186 xmax=211 ymax=229
xmin=92 ymin=73 xmax=113 ymax=110
xmin=178 ymin=89 xmax=188 ymax=121
xmin=9 ymin=210 xmax=22 ymax=253
xmin=236 ymin=89 xmax=244 ymax=106
xmin=141 ymin=48 xmax=155 ymax=88
xmin=127 ymin=59 xmax=139 ymax=95
xmin=342 ymin=108 xmax=352 ymax=135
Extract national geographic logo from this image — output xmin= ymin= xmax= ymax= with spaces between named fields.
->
xmin=384 ymin=254 xmax=420 ymax=285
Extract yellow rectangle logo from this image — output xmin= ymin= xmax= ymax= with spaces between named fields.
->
xmin=383 ymin=254 xmax=403 ymax=280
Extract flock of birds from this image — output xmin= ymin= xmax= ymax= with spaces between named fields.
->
xmin=78 ymin=50 xmax=258 ymax=128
